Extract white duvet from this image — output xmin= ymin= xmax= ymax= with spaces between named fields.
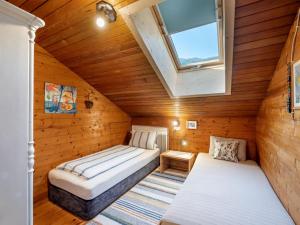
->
xmin=57 ymin=145 xmax=145 ymax=179
xmin=160 ymin=153 xmax=295 ymax=225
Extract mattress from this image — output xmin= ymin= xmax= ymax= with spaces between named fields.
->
xmin=48 ymin=145 xmax=160 ymax=200
xmin=160 ymin=153 xmax=295 ymax=225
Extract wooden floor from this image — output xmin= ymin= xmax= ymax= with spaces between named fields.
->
xmin=34 ymin=200 xmax=87 ymax=225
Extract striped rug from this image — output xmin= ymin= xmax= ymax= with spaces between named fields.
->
xmin=87 ymin=169 xmax=187 ymax=225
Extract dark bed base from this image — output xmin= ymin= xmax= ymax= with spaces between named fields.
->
xmin=48 ymin=156 xmax=160 ymax=220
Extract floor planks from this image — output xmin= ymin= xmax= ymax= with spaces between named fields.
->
xmin=34 ymin=200 xmax=86 ymax=225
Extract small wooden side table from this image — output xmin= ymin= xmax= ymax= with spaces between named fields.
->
xmin=160 ymin=150 xmax=196 ymax=173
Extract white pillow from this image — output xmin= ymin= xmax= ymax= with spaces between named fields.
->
xmin=129 ymin=131 xmax=157 ymax=150
xmin=209 ymin=136 xmax=247 ymax=161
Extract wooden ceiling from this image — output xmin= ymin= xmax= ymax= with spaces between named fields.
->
xmin=9 ymin=0 xmax=300 ymax=117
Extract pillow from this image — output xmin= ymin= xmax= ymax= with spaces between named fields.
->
xmin=213 ymin=140 xmax=239 ymax=163
xmin=129 ymin=131 xmax=157 ymax=150
xmin=209 ymin=136 xmax=247 ymax=161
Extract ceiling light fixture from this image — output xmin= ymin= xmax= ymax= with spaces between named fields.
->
xmin=96 ymin=17 xmax=105 ymax=27
xmin=96 ymin=1 xmax=117 ymax=28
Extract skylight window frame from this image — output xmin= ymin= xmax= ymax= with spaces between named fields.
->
xmin=153 ymin=0 xmax=224 ymax=72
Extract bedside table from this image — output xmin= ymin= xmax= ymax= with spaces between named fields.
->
xmin=160 ymin=150 xmax=196 ymax=173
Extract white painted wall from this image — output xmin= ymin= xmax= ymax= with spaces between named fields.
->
xmin=131 ymin=8 xmax=178 ymax=95
xmin=176 ymin=66 xmax=226 ymax=96
xmin=0 ymin=1 xmax=44 ymax=225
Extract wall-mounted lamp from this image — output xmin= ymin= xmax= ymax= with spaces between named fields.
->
xmin=181 ymin=139 xmax=188 ymax=147
xmin=172 ymin=119 xmax=181 ymax=131
xmin=172 ymin=120 xmax=179 ymax=127
xmin=96 ymin=1 xmax=117 ymax=28
xmin=85 ymin=92 xmax=94 ymax=109
xmin=174 ymin=126 xmax=181 ymax=131
xmin=84 ymin=100 xmax=94 ymax=109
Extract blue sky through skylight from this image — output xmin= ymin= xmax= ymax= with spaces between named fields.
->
xmin=170 ymin=22 xmax=219 ymax=66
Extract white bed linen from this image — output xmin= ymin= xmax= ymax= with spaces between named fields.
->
xmin=48 ymin=145 xmax=159 ymax=200
xmin=57 ymin=145 xmax=145 ymax=179
xmin=160 ymin=153 xmax=295 ymax=225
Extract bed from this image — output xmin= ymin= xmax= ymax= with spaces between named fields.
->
xmin=48 ymin=125 xmax=168 ymax=220
xmin=160 ymin=153 xmax=295 ymax=225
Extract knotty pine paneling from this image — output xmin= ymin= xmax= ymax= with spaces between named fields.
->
xmin=8 ymin=0 xmax=300 ymax=117
xmin=133 ymin=117 xmax=257 ymax=160
xmin=256 ymin=18 xmax=300 ymax=224
xmin=33 ymin=44 xmax=131 ymax=203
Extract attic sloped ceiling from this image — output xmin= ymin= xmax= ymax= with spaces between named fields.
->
xmin=8 ymin=0 xmax=300 ymax=117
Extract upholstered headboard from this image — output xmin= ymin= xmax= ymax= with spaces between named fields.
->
xmin=131 ymin=125 xmax=168 ymax=152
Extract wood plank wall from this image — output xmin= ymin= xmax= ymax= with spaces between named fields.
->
xmin=256 ymin=18 xmax=300 ymax=224
xmin=133 ymin=117 xmax=257 ymax=160
xmin=34 ymin=45 xmax=131 ymax=202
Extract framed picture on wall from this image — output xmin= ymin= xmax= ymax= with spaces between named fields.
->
xmin=44 ymin=82 xmax=77 ymax=114
xmin=186 ymin=120 xmax=197 ymax=129
xmin=293 ymin=60 xmax=300 ymax=109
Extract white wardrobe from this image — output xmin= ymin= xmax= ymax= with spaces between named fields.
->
xmin=0 ymin=1 xmax=44 ymax=225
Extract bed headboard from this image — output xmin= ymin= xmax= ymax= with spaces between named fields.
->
xmin=132 ymin=125 xmax=168 ymax=152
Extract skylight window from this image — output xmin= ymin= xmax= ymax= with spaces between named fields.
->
xmin=155 ymin=0 xmax=223 ymax=70
xmin=171 ymin=22 xmax=219 ymax=67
